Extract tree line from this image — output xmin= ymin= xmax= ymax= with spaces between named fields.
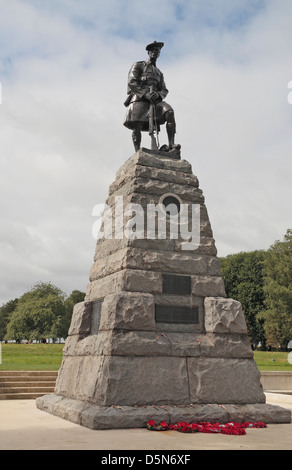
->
xmin=0 ymin=229 xmax=291 ymax=349
xmin=0 ymin=283 xmax=85 ymax=343
xmin=220 ymin=229 xmax=292 ymax=350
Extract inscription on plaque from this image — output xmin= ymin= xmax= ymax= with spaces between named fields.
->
xmin=162 ymin=274 xmax=191 ymax=296
xmin=90 ymin=299 xmax=103 ymax=335
xmin=155 ymin=305 xmax=199 ymax=324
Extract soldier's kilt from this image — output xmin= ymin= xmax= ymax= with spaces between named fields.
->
xmin=124 ymin=99 xmax=173 ymax=132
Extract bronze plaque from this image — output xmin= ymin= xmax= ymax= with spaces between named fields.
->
xmin=90 ymin=299 xmax=103 ymax=335
xmin=155 ymin=305 xmax=199 ymax=324
xmin=162 ymin=274 xmax=191 ymax=295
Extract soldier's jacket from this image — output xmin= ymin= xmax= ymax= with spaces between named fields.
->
xmin=125 ymin=59 xmax=169 ymax=106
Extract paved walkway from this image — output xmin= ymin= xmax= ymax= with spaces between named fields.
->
xmin=0 ymin=393 xmax=291 ymax=451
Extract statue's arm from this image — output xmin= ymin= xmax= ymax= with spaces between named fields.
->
xmin=158 ymin=73 xmax=169 ymax=101
xmin=127 ymin=62 xmax=147 ymax=99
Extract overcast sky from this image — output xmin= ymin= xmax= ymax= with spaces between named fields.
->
xmin=0 ymin=0 xmax=291 ymax=305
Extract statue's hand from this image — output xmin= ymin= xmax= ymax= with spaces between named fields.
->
xmin=149 ymin=91 xmax=160 ymax=103
xmin=145 ymin=90 xmax=160 ymax=103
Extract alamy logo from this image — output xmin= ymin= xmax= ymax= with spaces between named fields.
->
xmin=92 ymin=194 xmax=200 ymax=250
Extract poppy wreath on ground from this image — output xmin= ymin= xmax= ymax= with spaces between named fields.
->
xmin=146 ymin=420 xmax=267 ymax=435
xmin=146 ymin=420 xmax=169 ymax=431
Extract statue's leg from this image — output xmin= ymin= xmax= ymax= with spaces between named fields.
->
xmin=165 ymin=110 xmax=178 ymax=149
xmin=132 ymin=124 xmax=143 ymax=152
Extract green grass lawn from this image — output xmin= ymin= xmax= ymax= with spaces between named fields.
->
xmin=0 ymin=343 xmax=64 ymax=371
xmin=0 ymin=343 xmax=292 ymax=371
xmin=253 ymin=350 xmax=292 ymax=371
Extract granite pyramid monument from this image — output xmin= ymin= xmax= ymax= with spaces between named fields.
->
xmin=37 ymin=148 xmax=291 ymax=429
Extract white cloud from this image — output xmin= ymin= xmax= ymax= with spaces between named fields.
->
xmin=0 ymin=0 xmax=292 ymax=304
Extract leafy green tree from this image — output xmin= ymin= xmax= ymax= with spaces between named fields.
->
xmin=259 ymin=229 xmax=292 ymax=349
xmin=53 ymin=289 xmax=85 ymax=339
xmin=220 ymin=250 xmax=266 ymax=347
xmin=5 ymin=282 xmax=66 ymax=342
xmin=0 ymin=299 xmax=18 ymax=341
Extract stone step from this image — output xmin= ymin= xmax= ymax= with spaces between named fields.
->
xmin=0 ymin=392 xmax=51 ymax=400
xmin=0 ymin=386 xmax=55 ymax=394
xmin=0 ymin=381 xmax=56 ymax=388
xmin=0 ymin=376 xmax=57 ymax=383
xmin=0 ymin=370 xmax=58 ymax=399
xmin=0 ymin=370 xmax=58 ymax=377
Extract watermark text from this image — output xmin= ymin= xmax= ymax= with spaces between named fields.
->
xmin=92 ymin=195 xmax=200 ymax=250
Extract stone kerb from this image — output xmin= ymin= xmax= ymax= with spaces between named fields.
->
xmin=36 ymin=393 xmax=291 ymax=429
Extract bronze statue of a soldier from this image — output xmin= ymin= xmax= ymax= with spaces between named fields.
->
xmin=123 ymin=41 xmax=180 ymax=156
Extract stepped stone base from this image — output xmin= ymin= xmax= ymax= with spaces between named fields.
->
xmin=36 ymin=394 xmax=291 ymax=429
xmin=36 ymin=149 xmax=291 ymax=428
